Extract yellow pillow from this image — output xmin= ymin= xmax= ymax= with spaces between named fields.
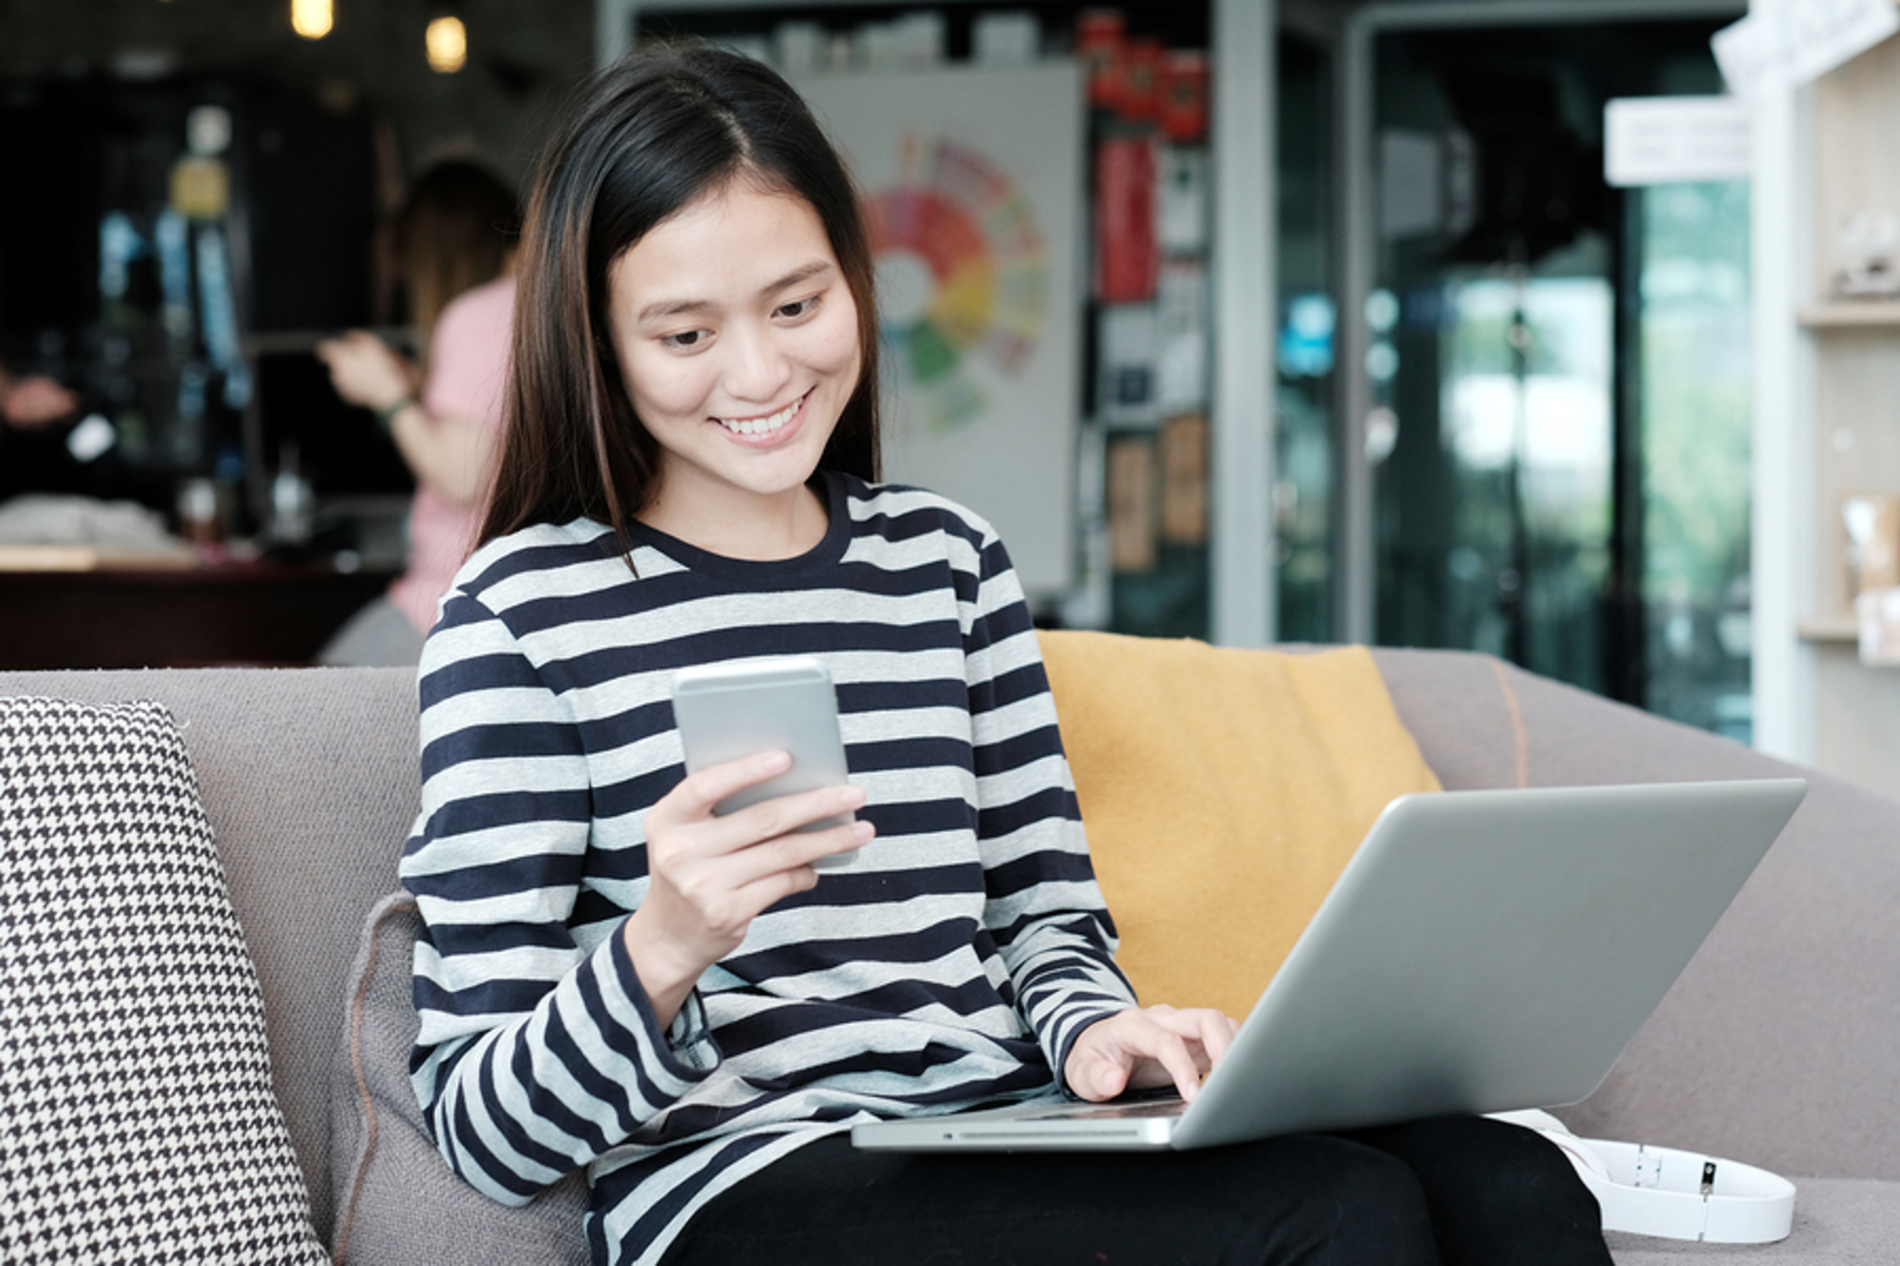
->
xmin=1037 ymin=630 xmax=1441 ymax=1020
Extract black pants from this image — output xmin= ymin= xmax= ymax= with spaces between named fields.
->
xmin=658 ymin=1115 xmax=1612 ymax=1266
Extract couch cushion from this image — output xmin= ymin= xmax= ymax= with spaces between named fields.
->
xmin=330 ymin=891 xmax=588 ymax=1266
xmin=1038 ymin=631 xmax=1441 ymax=1019
xmin=0 ymin=696 xmax=327 ymax=1264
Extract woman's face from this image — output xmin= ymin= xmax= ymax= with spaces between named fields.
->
xmin=605 ymin=180 xmax=863 ymax=535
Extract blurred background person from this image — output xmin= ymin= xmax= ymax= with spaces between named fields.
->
xmin=315 ymin=158 xmax=518 ymax=666
xmin=0 ymin=365 xmax=79 ymax=430
xmin=0 ymin=362 xmax=84 ymax=504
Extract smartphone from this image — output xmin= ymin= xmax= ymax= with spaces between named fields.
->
xmin=671 ymin=655 xmax=859 ymax=868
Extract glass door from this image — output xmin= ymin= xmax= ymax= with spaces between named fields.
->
xmin=1360 ymin=17 xmax=1750 ymax=730
xmin=1630 ymin=179 xmax=1753 ymax=739
xmin=1275 ymin=26 xmax=1338 ymax=644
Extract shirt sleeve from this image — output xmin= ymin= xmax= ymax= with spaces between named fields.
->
xmin=400 ymin=587 xmax=719 ymax=1205
xmin=960 ymin=528 xmax=1140 ymax=1088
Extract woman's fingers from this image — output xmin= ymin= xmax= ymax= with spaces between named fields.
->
xmin=1139 ymin=1004 xmax=1241 ymax=1074
xmin=1067 ymin=1010 xmax=1197 ymax=1102
xmin=728 ymin=814 xmax=874 ymax=885
xmin=635 ymin=754 xmax=873 ymax=1013
xmin=721 ymin=817 xmax=871 ymax=903
xmin=659 ymin=753 xmax=867 ymax=856
xmin=646 ymin=755 xmax=872 ymax=924
xmin=725 ymin=781 xmax=868 ymax=852
xmin=660 ymin=749 xmax=795 ymax=822
xmin=1142 ymin=1022 xmax=1211 ymax=1102
xmin=663 ymin=754 xmax=864 ymax=836
xmin=1066 ymin=1006 xmax=1243 ymax=1103
xmin=315 ymin=331 xmax=415 ymax=408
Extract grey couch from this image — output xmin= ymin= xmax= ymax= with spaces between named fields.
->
xmin=2 ymin=647 xmax=1894 ymax=1264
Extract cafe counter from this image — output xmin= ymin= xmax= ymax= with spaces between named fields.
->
xmin=0 ymin=547 xmax=397 ymax=669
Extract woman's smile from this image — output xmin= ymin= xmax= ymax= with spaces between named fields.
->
xmin=713 ymin=387 xmax=811 ymax=439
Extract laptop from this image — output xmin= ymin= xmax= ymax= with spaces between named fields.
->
xmin=852 ymin=778 xmax=1807 ymax=1152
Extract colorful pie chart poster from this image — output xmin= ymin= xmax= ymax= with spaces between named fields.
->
xmin=797 ymin=63 xmax=1085 ymax=596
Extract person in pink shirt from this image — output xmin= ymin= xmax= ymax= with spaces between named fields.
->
xmin=0 ymin=365 xmax=79 ymax=430
xmin=316 ymin=160 xmax=518 ymax=665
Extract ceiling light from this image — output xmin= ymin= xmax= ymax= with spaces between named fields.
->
xmin=426 ymin=16 xmax=467 ymax=73
xmin=291 ymin=0 xmax=333 ymax=40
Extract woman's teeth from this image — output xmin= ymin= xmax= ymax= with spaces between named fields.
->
xmin=716 ymin=397 xmax=800 ymax=436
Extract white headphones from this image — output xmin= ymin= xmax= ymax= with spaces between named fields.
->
xmin=1488 ymin=1109 xmax=1797 ymax=1244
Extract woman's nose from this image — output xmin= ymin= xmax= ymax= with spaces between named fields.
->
xmin=721 ymin=324 xmax=793 ymax=403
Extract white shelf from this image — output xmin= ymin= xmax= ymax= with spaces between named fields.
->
xmin=1797 ymin=301 xmax=1900 ymax=328
xmin=1763 ymin=29 xmax=1900 ymax=798
xmin=1797 ymin=615 xmax=1858 ymax=644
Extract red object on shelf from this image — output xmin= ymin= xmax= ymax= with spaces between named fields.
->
xmin=1117 ymin=37 xmax=1166 ymax=123
xmin=1160 ymin=50 xmax=1210 ymax=143
xmin=1077 ymin=10 xmax=1126 ymax=109
xmin=1095 ymin=134 xmax=1159 ymax=303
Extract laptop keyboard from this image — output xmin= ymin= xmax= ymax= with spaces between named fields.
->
xmin=1023 ymin=1096 xmax=1188 ymax=1121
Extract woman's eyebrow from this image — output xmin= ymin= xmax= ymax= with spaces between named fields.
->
xmin=635 ymin=260 xmax=836 ymax=326
xmin=763 ymin=260 xmax=835 ymax=296
xmin=637 ymin=295 xmax=714 ymax=324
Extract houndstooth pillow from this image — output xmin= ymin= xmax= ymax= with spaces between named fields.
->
xmin=0 ymin=697 xmax=328 ymax=1264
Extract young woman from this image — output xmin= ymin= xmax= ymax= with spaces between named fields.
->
xmin=402 ymin=44 xmax=1612 ymax=1266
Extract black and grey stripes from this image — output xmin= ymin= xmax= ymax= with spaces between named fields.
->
xmin=401 ymin=472 xmax=1137 ymax=1266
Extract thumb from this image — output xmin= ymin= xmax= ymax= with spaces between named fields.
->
xmin=1081 ymin=1052 xmax=1129 ymax=1101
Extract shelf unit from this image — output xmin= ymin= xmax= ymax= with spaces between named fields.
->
xmin=1795 ymin=615 xmax=1858 ymax=644
xmin=1759 ymin=30 xmax=1900 ymax=800
xmin=1797 ymin=301 xmax=1900 ymax=327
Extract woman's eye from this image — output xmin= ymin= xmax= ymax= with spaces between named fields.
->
xmin=660 ymin=329 xmax=707 ymax=350
xmin=776 ymin=296 xmax=818 ymax=320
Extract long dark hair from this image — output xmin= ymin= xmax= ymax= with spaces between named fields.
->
xmin=395 ymin=160 xmax=518 ymax=341
xmin=481 ymin=43 xmax=882 ymax=548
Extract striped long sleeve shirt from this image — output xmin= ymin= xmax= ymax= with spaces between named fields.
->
xmin=400 ymin=472 xmax=1139 ymax=1266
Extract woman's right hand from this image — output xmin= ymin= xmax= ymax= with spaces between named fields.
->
xmin=314 ymin=330 xmax=417 ymax=414
xmin=622 ymin=751 xmax=872 ymax=1026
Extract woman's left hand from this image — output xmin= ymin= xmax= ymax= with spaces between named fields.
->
xmin=1064 ymin=1004 xmax=1240 ymax=1104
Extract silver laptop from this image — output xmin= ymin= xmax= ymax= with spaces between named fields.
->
xmin=852 ymin=778 xmax=1807 ymax=1152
